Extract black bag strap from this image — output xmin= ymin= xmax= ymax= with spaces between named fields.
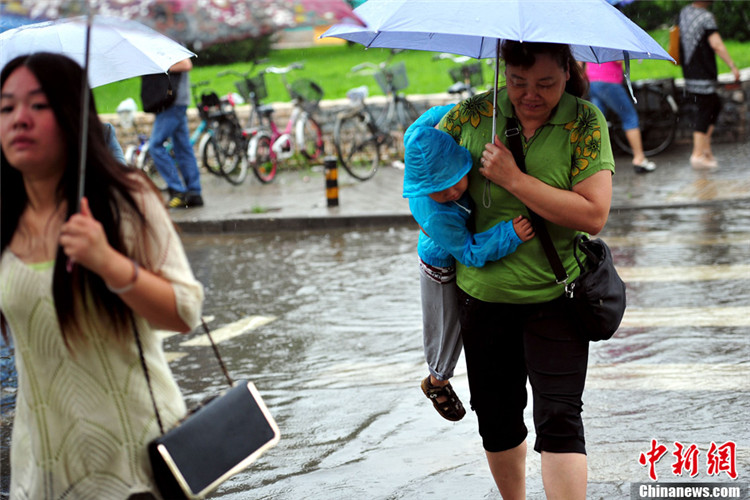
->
xmin=132 ymin=314 xmax=234 ymax=435
xmin=504 ymin=118 xmax=570 ymax=290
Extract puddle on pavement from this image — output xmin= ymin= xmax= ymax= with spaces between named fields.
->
xmin=2 ymin=203 xmax=748 ymax=498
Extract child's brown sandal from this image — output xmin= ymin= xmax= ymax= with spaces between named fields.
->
xmin=421 ymin=376 xmax=466 ymax=422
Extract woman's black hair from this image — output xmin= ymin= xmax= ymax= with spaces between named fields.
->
xmin=1 ymin=52 xmax=150 ymax=345
xmin=501 ymin=40 xmax=589 ymax=98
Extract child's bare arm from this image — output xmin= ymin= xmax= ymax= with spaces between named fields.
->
xmin=512 ymin=215 xmax=535 ymax=242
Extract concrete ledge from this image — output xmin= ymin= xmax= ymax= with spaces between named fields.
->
xmin=175 ymin=213 xmax=418 ymax=234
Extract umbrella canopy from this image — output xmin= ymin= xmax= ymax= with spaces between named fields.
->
xmin=320 ymin=0 xmax=672 ymax=64
xmin=0 ymin=15 xmax=195 ymax=87
xmin=3 ymin=0 xmax=364 ymax=48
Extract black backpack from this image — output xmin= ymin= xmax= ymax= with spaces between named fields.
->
xmin=141 ymin=72 xmax=182 ymax=113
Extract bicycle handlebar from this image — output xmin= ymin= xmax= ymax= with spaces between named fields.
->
xmin=264 ymin=62 xmax=304 ymax=75
xmin=432 ymin=53 xmax=472 ymax=64
xmin=350 ymin=61 xmax=380 ymax=74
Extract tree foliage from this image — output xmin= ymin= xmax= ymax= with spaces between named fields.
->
xmin=191 ymin=35 xmax=274 ymax=66
xmin=619 ymin=1 xmax=749 ymax=41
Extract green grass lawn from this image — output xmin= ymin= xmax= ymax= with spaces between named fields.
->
xmin=94 ymin=30 xmax=749 ymax=114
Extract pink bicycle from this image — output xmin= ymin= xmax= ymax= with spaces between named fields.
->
xmin=246 ymin=63 xmax=324 ymax=174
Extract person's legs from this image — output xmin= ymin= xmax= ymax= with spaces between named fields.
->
xmin=458 ymin=289 xmax=528 ymax=494
xmin=702 ymin=124 xmax=716 ymax=160
xmin=606 ymin=84 xmax=655 ymax=171
xmin=419 ymin=265 xmax=466 ymax=421
xmin=486 ymin=442 xmax=527 ymax=500
xmin=524 ymin=296 xmax=589 ymax=499
xmin=624 ymin=127 xmax=648 ymax=165
xmin=169 ymin=105 xmax=202 ymax=196
xmin=149 ymin=106 xmax=187 ymax=195
xmin=542 ymin=452 xmax=588 ymax=500
xmin=689 ymin=93 xmax=721 ymax=169
xmin=420 ymin=269 xmax=462 ymax=382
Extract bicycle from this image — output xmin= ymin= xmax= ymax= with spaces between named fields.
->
xmin=367 ymin=49 xmax=421 ymax=132
xmin=333 ymin=51 xmax=420 ymax=181
xmin=606 ymin=78 xmax=679 ymax=158
xmin=433 ymin=53 xmax=486 ymax=100
xmin=126 ymin=81 xmax=249 ymax=187
xmin=332 ymin=85 xmax=390 ymax=181
xmin=216 ymin=63 xmax=278 ymax=183
xmin=245 ymin=62 xmax=325 ymax=176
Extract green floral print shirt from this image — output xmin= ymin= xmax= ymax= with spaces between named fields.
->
xmin=439 ymin=88 xmax=615 ymax=303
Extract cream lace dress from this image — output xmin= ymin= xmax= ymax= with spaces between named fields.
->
xmin=0 ymin=180 xmax=204 ymax=499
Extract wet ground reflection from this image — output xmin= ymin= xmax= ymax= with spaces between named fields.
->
xmin=1 ymin=202 xmax=748 ymax=498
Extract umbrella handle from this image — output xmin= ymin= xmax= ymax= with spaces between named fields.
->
xmin=483 ymin=40 xmax=501 ymax=209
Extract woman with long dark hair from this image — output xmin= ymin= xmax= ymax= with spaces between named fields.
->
xmin=0 ymin=53 xmax=203 ymax=498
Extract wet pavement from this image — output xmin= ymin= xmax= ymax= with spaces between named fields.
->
xmin=165 ymin=140 xmax=749 ymax=498
xmin=167 ymin=140 xmax=750 ymax=234
xmin=2 ymin=140 xmax=749 ymax=499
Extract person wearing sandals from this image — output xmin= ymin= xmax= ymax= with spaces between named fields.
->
xmin=403 ymin=105 xmax=535 ymax=422
xmin=439 ymin=41 xmax=614 ymax=498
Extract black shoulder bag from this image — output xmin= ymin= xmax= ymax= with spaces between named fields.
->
xmin=140 ymin=71 xmax=182 ymax=114
xmin=504 ymin=118 xmax=626 ymax=341
xmin=132 ymin=316 xmax=280 ymax=499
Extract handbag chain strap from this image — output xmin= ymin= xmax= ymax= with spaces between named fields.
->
xmin=131 ymin=314 xmax=234 ymax=435
xmin=504 ymin=118 xmax=572 ymax=295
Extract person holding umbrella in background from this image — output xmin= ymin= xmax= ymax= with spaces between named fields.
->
xmin=0 ymin=53 xmax=204 ymax=498
xmin=440 ymin=41 xmax=615 ymax=499
xmin=145 ymin=57 xmax=205 ymax=208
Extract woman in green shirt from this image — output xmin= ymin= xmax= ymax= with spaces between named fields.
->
xmin=440 ymin=41 xmax=615 ymax=499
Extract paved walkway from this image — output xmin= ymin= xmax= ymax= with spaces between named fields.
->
xmin=169 ymin=140 xmax=750 ymax=233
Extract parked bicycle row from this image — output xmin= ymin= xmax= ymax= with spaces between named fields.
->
xmin=117 ymin=48 xmax=731 ymax=186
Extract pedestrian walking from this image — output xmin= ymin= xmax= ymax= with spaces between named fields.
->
xmin=403 ymin=104 xmax=534 ymax=422
xmin=0 ymin=52 xmax=204 ymax=498
xmin=679 ymin=0 xmax=741 ymax=169
xmin=143 ymin=57 xmax=204 ymax=208
xmin=440 ymin=40 xmax=615 ymax=499
xmin=584 ymin=60 xmax=657 ymax=173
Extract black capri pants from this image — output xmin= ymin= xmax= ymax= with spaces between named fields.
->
xmin=686 ymin=92 xmax=722 ymax=133
xmin=458 ymin=288 xmax=589 ymax=455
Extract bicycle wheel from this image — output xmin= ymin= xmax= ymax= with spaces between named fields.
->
xmin=638 ymin=89 xmax=678 ymax=156
xmin=296 ymin=115 xmax=324 ymax=161
xmin=610 ymin=87 xmax=677 ymax=157
xmin=216 ymin=121 xmax=243 ymax=177
xmin=395 ymin=97 xmax=420 ymax=130
xmin=198 ymin=132 xmax=223 ymax=176
xmin=249 ymin=133 xmax=278 ymax=183
xmin=137 ymin=144 xmax=168 ymax=191
xmin=221 ymin=124 xmax=248 ymax=185
xmin=334 ymin=111 xmax=381 ymax=181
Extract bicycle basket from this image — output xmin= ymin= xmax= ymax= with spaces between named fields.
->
xmin=235 ymin=73 xmax=267 ymax=103
xmin=289 ymin=78 xmax=324 ymax=110
xmin=374 ymin=61 xmax=409 ymax=93
xmin=449 ymin=62 xmax=483 ymax=87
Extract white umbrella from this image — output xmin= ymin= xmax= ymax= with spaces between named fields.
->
xmin=320 ymin=0 xmax=671 ymax=63
xmin=321 ymin=0 xmax=674 ymax=139
xmin=0 ymin=14 xmax=195 ymax=216
xmin=0 ymin=15 xmax=195 ymax=88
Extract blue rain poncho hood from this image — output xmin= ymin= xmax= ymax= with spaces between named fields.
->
xmin=402 ymin=104 xmax=472 ymax=198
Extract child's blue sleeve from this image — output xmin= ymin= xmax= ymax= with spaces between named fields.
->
xmin=422 ymin=214 xmax=523 ymax=268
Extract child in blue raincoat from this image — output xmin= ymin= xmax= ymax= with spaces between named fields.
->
xmin=403 ymin=105 xmax=534 ymax=422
